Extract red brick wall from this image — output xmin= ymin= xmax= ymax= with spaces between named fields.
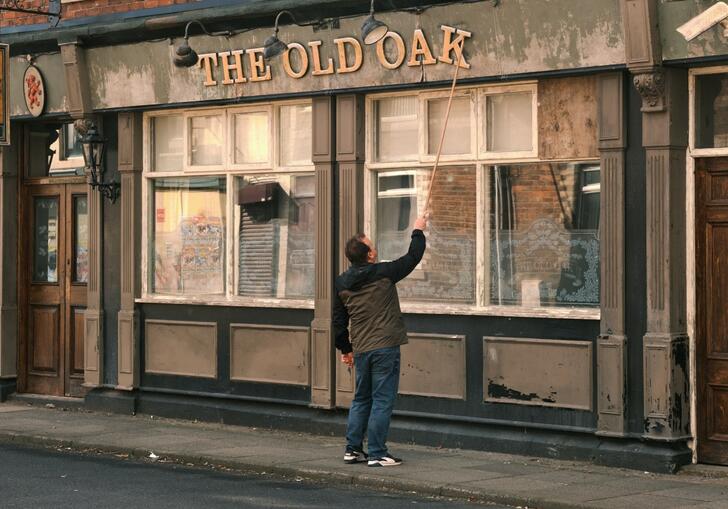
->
xmin=0 ymin=0 xmax=194 ymax=28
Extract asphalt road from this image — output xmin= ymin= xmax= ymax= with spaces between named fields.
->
xmin=0 ymin=444 xmax=508 ymax=509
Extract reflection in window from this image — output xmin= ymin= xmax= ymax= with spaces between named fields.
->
xmin=151 ymin=178 xmax=226 ymax=295
xmin=374 ymin=96 xmax=418 ymax=162
xmin=696 ymin=73 xmax=728 ymax=149
xmin=279 ymin=104 xmax=312 ymax=166
xmin=375 ymin=167 xmax=476 ymax=303
xmin=73 ymin=196 xmax=89 ymax=283
xmin=190 ymin=115 xmax=223 ymax=166
xmin=486 ymin=92 xmax=533 ymax=153
xmin=236 ymin=174 xmax=315 ymax=298
xmin=489 ymin=163 xmax=600 ymax=308
xmin=33 ymin=197 xmax=59 ymax=283
xmin=427 ymin=96 xmax=471 ymax=155
xmin=61 ymin=123 xmax=83 ymax=160
xmin=153 ymin=115 xmax=184 ymax=172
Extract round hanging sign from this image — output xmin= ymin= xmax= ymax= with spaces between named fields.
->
xmin=23 ymin=65 xmax=45 ymax=117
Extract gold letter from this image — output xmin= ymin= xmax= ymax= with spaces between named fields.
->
xmin=438 ymin=25 xmax=471 ymax=69
xmin=407 ymin=29 xmax=437 ymax=67
xmin=375 ymin=31 xmax=406 ymax=70
xmin=283 ymin=43 xmax=309 ymax=79
xmin=246 ymin=48 xmax=272 ymax=82
xmin=219 ymin=50 xmax=247 ymax=85
xmin=334 ymin=37 xmax=363 ymax=74
xmin=198 ymin=53 xmax=218 ymax=86
xmin=308 ymin=40 xmax=334 ymax=76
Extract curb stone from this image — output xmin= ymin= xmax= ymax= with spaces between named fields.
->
xmin=0 ymin=431 xmax=592 ymax=509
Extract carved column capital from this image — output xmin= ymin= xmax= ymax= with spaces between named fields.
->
xmin=633 ymin=70 xmax=665 ymax=112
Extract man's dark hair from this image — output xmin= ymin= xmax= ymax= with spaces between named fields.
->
xmin=345 ymin=233 xmax=370 ymax=265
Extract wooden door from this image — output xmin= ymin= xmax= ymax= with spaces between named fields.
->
xmin=697 ymin=156 xmax=728 ymax=465
xmin=20 ymin=184 xmax=88 ymax=397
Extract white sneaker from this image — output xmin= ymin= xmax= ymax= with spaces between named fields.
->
xmin=367 ymin=455 xmax=403 ymax=467
xmin=343 ymin=449 xmax=368 ymax=464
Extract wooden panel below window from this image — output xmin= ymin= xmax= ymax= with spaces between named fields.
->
xmin=30 ymin=305 xmax=60 ymax=374
xmin=400 ymin=334 xmax=466 ymax=399
xmin=145 ymin=320 xmax=217 ymax=378
xmin=484 ymin=336 xmax=593 ymax=410
xmin=230 ymin=324 xmax=310 ymax=386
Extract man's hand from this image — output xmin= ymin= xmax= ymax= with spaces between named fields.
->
xmin=341 ymin=352 xmax=354 ymax=368
xmin=413 ymin=215 xmax=428 ymax=231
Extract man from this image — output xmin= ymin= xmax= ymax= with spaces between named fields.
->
xmin=333 ymin=216 xmax=427 ymax=467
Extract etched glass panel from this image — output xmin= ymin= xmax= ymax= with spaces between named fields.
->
xmin=33 ymin=196 xmax=59 ymax=283
xmin=151 ymin=177 xmax=226 ymax=295
xmin=486 ymin=92 xmax=533 ymax=153
xmin=375 ymin=166 xmax=476 ymax=303
xmin=234 ymin=111 xmax=270 ymax=164
xmin=696 ymin=73 xmax=728 ymax=149
xmin=427 ymin=96 xmax=471 ymax=155
xmin=236 ymin=174 xmax=315 ymax=298
xmin=374 ymin=96 xmax=418 ymax=162
xmin=489 ymin=162 xmax=600 ymax=308
xmin=190 ymin=115 xmax=223 ymax=166
xmin=152 ymin=115 xmax=184 ymax=172
xmin=73 ymin=195 xmax=89 ymax=283
xmin=279 ymin=104 xmax=312 ymax=166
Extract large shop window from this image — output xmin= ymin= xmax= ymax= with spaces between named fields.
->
xmin=367 ymin=81 xmax=600 ymax=313
xmin=144 ymin=102 xmax=314 ymax=305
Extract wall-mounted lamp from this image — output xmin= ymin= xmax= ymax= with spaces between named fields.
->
xmin=76 ymin=120 xmax=120 ymax=204
xmin=361 ymin=0 xmax=388 ymax=45
xmin=173 ymin=20 xmax=232 ymax=67
xmin=263 ymin=10 xmax=299 ymax=60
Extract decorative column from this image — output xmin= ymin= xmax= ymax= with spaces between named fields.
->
xmin=0 ymin=133 xmax=19 ymax=401
xmin=310 ymin=96 xmax=337 ymax=408
xmin=335 ymin=95 xmax=365 ymax=408
xmin=638 ymin=68 xmax=690 ymax=440
xmin=116 ymin=113 xmax=142 ymax=390
xmin=62 ymin=40 xmax=104 ymax=388
xmin=596 ymin=73 xmax=628 ymax=435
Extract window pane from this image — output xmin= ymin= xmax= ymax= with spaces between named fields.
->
xmin=374 ymin=96 xmax=418 ymax=162
xmin=279 ymin=104 xmax=312 ymax=166
xmin=153 ymin=115 xmax=184 ymax=172
xmin=489 ymin=163 xmax=600 ymax=308
xmin=73 ymin=195 xmax=89 ymax=283
xmin=234 ymin=111 xmax=270 ymax=164
xmin=375 ymin=167 xmax=476 ymax=303
xmin=427 ymin=96 xmax=471 ymax=155
xmin=33 ymin=197 xmax=59 ymax=283
xmin=696 ymin=73 xmax=728 ymax=149
xmin=237 ymin=174 xmax=315 ymax=299
xmin=151 ymin=177 xmax=226 ymax=295
xmin=190 ymin=115 xmax=223 ymax=166
xmin=486 ymin=92 xmax=533 ymax=152
xmin=63 ymin=123 xmax=83 ymax=159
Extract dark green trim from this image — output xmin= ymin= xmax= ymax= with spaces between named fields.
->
xmin=0 ymin=378 xmax=16 ymax=402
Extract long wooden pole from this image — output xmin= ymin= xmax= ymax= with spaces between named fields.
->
xmin=423 ymin=48 xmax=464 ymax=215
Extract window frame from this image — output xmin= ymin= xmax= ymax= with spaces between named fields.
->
xmin=420 ymin=89 xmax=478 ymax=163
xmin=141 ymin=99 xmax=315 ymax=309
xmin=689 ymin=66 xmax=728 ymax=158
xmin=365 ymin=84 xmax=600 ymax=320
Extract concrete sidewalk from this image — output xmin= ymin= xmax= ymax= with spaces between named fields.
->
xmin=1 ymin=401 xmax=728 ymax=509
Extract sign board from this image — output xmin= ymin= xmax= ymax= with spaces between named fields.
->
xmin=0 ymin=44 xmax=8 ymax=146
xmin=23 ymin=64 xmax=45 ymax=117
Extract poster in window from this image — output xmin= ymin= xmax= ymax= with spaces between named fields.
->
xmin=0 ymin=44 xmax=9 ymax=146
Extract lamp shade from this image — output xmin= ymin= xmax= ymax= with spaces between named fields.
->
xmin=173 ymin=40 xmax=199 ymax=67
xmin=361 ymin=15 xmax=388 ymax=45
xmin=263 ymin=34 xmax=288 ymax=59
xmin=81 ymin=127 xmax=106 ymax=173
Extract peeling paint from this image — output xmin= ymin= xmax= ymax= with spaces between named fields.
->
xmin=487 ymin=380 xmax=557 ymax=404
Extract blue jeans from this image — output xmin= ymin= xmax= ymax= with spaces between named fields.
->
xmin=345 ymin=345 xmax=401 ymax=459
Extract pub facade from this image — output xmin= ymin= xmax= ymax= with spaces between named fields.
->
xmin=0 ymin=0 xmax=726 ymax=472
